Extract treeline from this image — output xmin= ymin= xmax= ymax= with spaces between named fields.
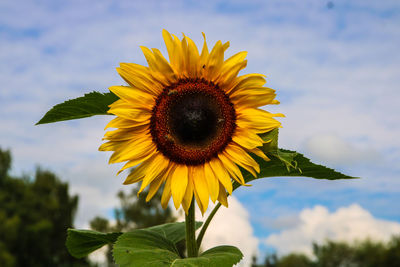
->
xmin=252 ymin=236 xmax=400 ymax=267
xmin=0 ymin=148 xmax=90 ymax=266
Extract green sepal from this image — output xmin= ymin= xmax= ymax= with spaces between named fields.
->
xmin=113 ymin=229 xmax=243 ymax=267
xmin=36 ymin=91 xmax=118 ymax=125
xmin=259 ymin=128 xmax=279 ymax=153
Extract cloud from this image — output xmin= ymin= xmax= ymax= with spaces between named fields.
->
xmin=265 ymin=204 xmax=400 ymax=257
xmin=304 ymin=134 xmax=378 ymax=166
xmin=176 ymin=196 xmax=259 ymax=267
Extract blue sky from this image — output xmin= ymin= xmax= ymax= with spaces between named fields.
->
xmin=1 ymin=0 xmax=400 ymax=265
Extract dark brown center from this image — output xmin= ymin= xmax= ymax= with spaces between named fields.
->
xmin=150 ymin=78 xmax=236 ymax=165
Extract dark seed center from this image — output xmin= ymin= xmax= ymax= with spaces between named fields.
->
xmin=169 ymin=93 xmax=219 ymax=146
xmin=150 ymin=78 xmax=236 ymax=165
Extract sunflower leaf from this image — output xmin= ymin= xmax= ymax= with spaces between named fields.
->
xmin=238 ymin=148 xmax=357 ymax=189
xmin=66 ymin=229 xmax=121 ymax=258
xmin=36 ymin=91 xmax=118 ymax=125
xmin=66 ymin=222 xmax=202 ymax=259
xmin=170 ymin=246 xmax=243 ymax=267
xmin=113 ymin=229 xmax=243 ymax=267
xmin=259 ymin=128 xmax=279 ymax=153
xmin=146 ymin=221 xmax=203 ymax=244
xmin=113 ymin=229 xmax=180 ymax=266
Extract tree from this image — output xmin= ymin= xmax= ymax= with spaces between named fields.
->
xmin=258 ymin=236 xmax=400 ymax=267
xmin=114 ymin=186 xmax=176 ymax=231
xmin=277 ymin=253 xmax=312 ymax=267
xmin=0 ymin=147 xmax=90 ymax=267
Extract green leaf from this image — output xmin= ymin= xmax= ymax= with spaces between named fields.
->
xmin=113 ymin=230 xmax=243 ymax=267
xmin=66 ymin=222 xmax=202 ymax=259
xmin=36 ymin=91 xmax=118 ymax=125
xmin=259 ymin=128 xmax=279 ymax=153
xmin=66 ymin=229 xmax=121 ymax=258
xmin=172 ymin=246 xmax=243 ymax=267
xmin=235 ymin=149 xmax=357 ymax=190
xmin=147 ymin=221 xmax=203 ymax=244
xmin=113 ymin=229 xmax=180 ymax=267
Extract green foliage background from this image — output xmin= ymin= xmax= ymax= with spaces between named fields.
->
xmin=251 ymin=237 xmax=400 ymax=267
xmin=0 ymin=148 xmax=90 ymax=267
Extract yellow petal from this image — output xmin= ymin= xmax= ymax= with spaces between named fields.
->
xmin=230 ymin=75 xmax=266 ymax=92
xmin=109 ymin=86 xmax=155 ymax=107
xmin=146 ymin=164 xmax=173 ymax=202
xmin=248 ymin=147 xmax=270 ymax=162
xmin=108 ymin=103 xmax=152 ymax=122
xmin=199 ymin=32 xmax=209 ymax=66
xmin=192 ymin=165 xmax=209 ymax=214
xmin=236 ymin=108 xmax=283 ymax=133
xmin=225 ymin=73 xmax=266 ymax=94
xmin=182 ymin=34 xmax=200 ymax=77
xmin=218 ymin=152 xmax=246 ymax=184
xmin=232 ymin=128 xmax=264 ymax=150
xmin=108 ymin=137 xmax=155 ymax=164
xmin=117 ymin=64 xmax=163 ymax=96
xmin=161 ymin=174 xmax=173 ymax=209
xmin=215 ymin=51 xmax=248 ymax=86
xmin=162 ymin=29 xmax=179 ymax=68
xmin=138 ymin=153 xmax=170 ymax=194
xmin=171 ymin=164 xmax=189 ymax=210
xmin=223 ymin=144 xmax=260 ymax=178
xmin=230 ymin=85 xmax=275 ymax=99
xmin=116 ymin=146 xmax=156 ymax=174
xmin=104 ymin=117 xmax=146 ymax=130
xmin=146 ymin=176 xmax=163 ymax=202
xmin=123 ymin=157 xmax=154 ymax=185
xmin=98 ymin=140 xmax=122 ymax=152
xmin=209 ymin=157 xmax=233 ymax=194
xmin=152 ymin=48 xmax=178 ymax=82
xmin=230 ymin=86 xmax=277 ymax=108
xmin=181 ymin=167 xmax=194 ymax=214
xmin=204 ymin=40 xmax=225 ymax=81
xmin=103 ymin=125 xmax=149 ymax=141
xmin=194 ymin=187 xmax=204 ymax=215
xmin=203 ymin=162 xmax=219 ymax=202
xmin=171 ymin=34 xmax=186 ymax=76
xmin=217 ymin=60 xmax=247 ymax=89
xmin=231 ymin=94 xmax=278 ymax=108
xmin=217 ymin=183 xmax=228 ymax=207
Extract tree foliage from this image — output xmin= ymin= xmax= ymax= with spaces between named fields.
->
xmin=0 ymin=147 xmax=90 ymax=267
xmin=252 ymin=236 xmax=400 ymax=267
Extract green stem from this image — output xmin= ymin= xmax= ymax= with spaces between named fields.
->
xmin=196 ymin=202 xmax=222 ymax=250
xmin=185 ymin=199 xmax=197 ymax=257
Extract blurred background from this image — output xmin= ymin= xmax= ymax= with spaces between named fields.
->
xmin=1 ymin=0 xmax=399 ymax=266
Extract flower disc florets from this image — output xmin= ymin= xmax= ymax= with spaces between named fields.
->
xmin=151 ymin=78 xmax=236 ymax=165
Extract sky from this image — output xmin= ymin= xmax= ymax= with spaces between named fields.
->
xmin=1 ymin=0 xmax=400 ymax=266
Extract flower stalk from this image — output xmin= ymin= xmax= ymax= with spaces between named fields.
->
xmin=196 ymin=202 xmax=222 ymax=249
xmin=185 ymin=199 xmax=198 ymax=257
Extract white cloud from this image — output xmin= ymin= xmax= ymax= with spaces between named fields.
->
xmin=176 ymin=196 xmax=259 ymax=267
xmin=265 ymin=204 xmax=400 ymax=257
xmin=304 ymin=134 xmax=378 ymax=166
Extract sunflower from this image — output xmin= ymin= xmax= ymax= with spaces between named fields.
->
xmin=100 ymin=30 xmax=283 ymax=214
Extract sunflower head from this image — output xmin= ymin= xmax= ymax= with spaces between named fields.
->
xmin=100 ymin=30 xmax=283 ymax=214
